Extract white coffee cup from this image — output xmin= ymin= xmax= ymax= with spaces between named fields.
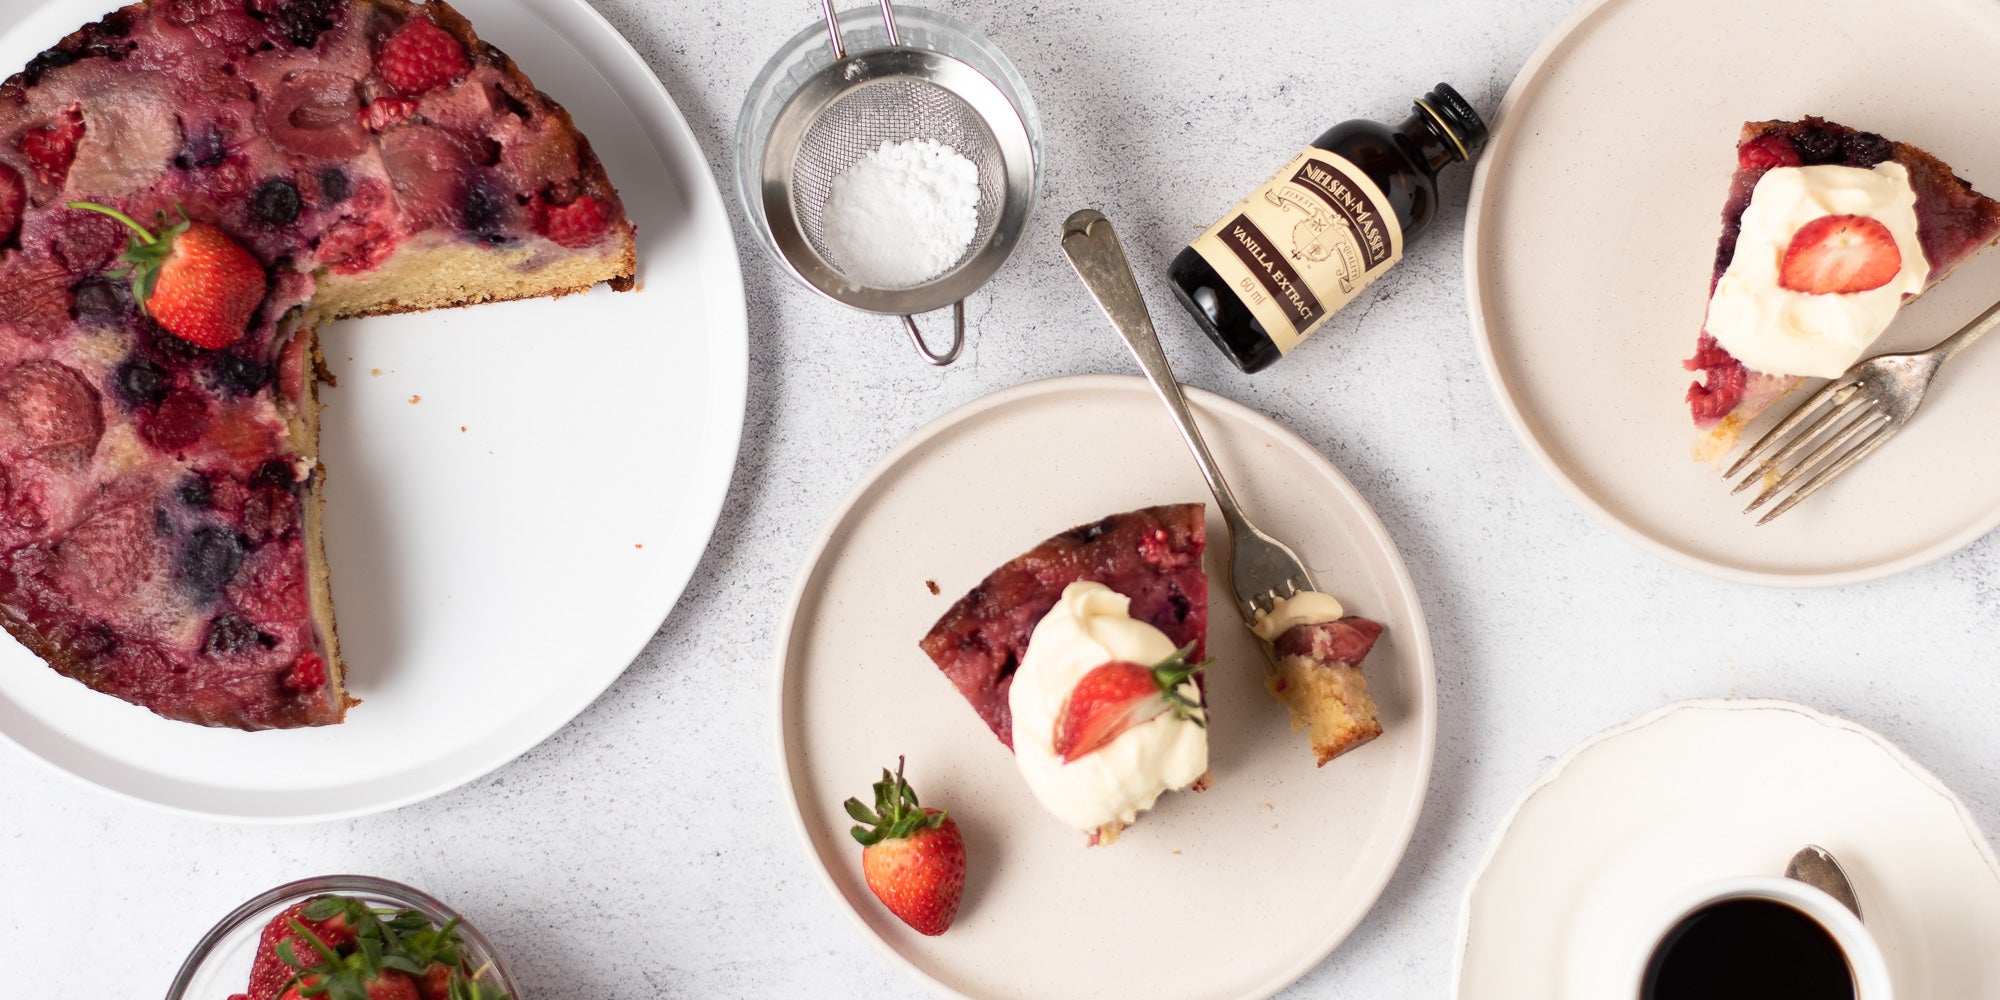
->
xmin=1627 ymin=876 xmax=1893 ymax=999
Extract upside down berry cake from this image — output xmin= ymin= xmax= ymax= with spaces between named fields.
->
xmin=1685 ymin=117 xmax=2000 ymax=458
xmin=0 ymin=0 xmax=634 ymax=728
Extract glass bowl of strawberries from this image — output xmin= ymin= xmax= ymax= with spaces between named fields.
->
xmin=165 ymin=875 xmax=518 ymax=1000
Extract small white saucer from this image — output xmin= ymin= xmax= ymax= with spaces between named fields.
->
xmin=1455 ymin=700 xmax=2000 ymax=998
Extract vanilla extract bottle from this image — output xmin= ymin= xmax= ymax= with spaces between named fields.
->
xmin=1168 ymin=83 xmax=1488 ymax=373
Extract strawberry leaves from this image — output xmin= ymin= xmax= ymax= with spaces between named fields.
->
xmin=846 ymin=756 xmax=947 ymax=847
xmin=265 ymin=895 xmax=511 ymax=1000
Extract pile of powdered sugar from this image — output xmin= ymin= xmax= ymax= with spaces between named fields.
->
xmin=821 ymin=138 xmax=981 ymax=287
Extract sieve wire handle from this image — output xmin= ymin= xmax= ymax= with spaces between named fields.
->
xmin=902 ymin=301 xmax=965 ymax=366
xmin=819 ymin=0 xmax=901 ymax=59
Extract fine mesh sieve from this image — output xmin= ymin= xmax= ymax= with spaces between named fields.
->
xmin=753 ymin=2 xmax=1040 ymax=365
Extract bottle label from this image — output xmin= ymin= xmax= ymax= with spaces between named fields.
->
xmin=1187 ymin=149 xmax=1403 ymax=354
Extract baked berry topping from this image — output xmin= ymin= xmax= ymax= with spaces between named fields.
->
xmin=282 ymin=650 xmax=325 ymax=692
xmin=1685 ymin=333 xmax=1748 ymax=422
xmin=359 ymin=96 xmax=418 ymax=132
xmin=114 ymin=357 xmax=170 ymax=407
xmin=534 ymin=193 xmax=609 ymax=248
xmin=0 ymin=164 xmax=23 ymax=244
xmin=262 ymin=0 xmax=340 ymax=48
xmin=317 ymin=167 xmax=351 ymax=205
xmin=1841 ymin=130 xmax=1893 ymax=167
xmin=177 ymin=525 xmax=244 ymax=603
xmin=0 ymin=359 xmax=103 ymax=463
xmin=20 ymin=106 xmax=85 ymax=186
xmin=251 ymin=177 xmax=303 ymax=227
xmin=175 ymin=126 xmax=230 ymax=170
xmin=203 ymin=613 xmax=272 ymax=654
xmin=72 ymin=275 xmax=130 ymax=321
xmin=252 ymin=458 xmax=297 ymax=491
xmin=53 ymin=501 xmax=154 ymax=598
xmin=210 ymin=353 xmax=270 ymax=396
xmin=1792 ymin=126 xmax=1839 ymax=165
xmin=141 ymin=386 xmax=212 ymax=452
xmin=0 ymin=260 xmax=76 ymax=342
xmin=461 ymin=177 xmax=510 ymax=242
xmin=377 ymin=15 xmax=470 ymax=96
xmin=263 ymin=70 xmax=366 ymax=159
xmin=1778 ymin=214 xmax=1901 ymax=295
xmin=178 ymin=475 xmax=212 ymax=509
xmin=20 ymin=48 xmax=77 ymax=88
xmin=1736 ymin=133 xmax=1801 ymax=173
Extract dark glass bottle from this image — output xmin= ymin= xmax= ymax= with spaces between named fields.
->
xmin=1168 ymin=83 xmax=1488 ymax=373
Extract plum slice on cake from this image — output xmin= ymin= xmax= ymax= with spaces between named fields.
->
xmin=920 ymin=504 xmax=1209 ymax=844
xmin=0 ymin=0 xmax=635 ymax=728
xmin=1685 ymin=117 xmax=2000 ymax=458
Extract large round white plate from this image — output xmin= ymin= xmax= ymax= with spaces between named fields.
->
xmin=0 ymin=0 xmax=748 ymax=820
xmin=773 ymin=375 xmax=1436 ymax=1000
xmin=1466 ymin=0 xmax=2000 ymax=587
xmin=1455 ymin=700 xmax=2000 ymax=998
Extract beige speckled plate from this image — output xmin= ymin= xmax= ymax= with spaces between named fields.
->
xmin=1467 ymin=0 xmax=2000 ymax=586
xmin=1456 ymin=699 xmax=2000 ymax=998
xmin=772 ymin=375 xmax=1435 ymax=1000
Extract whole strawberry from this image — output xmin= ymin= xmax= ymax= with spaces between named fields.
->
xmin=1053 ymin=644 xmax=1207 ymax=762
xmin=246 ymin=899 xmax=358 ymax=1000
xmin=846 ymin=757 xmax=966 ymax=936
xmin=67 ymin=202 xmax=265 ymax=349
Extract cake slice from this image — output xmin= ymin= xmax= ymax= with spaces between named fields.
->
xmin=1252 ymin=591 xmax=1383 ymax=764
xmin=0 ymin=0 xmax=634 ymax=728
xmin=919 ymin=504 xmax=1207 ymax=747
xmin=920 ymin=505 xmax=1209 ymax=845
xmin=1685 ymin=117 xmax=2000 ymax=459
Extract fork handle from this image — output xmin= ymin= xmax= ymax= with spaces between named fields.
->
xmin=1060 ymin=209 xmax=1254 ymax=531
xmin=1929 ymin=297 xmax=2000 ymax=367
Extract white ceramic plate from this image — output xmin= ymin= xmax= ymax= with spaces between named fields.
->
xmin=1455 ymin=699 xmax=2000 ymax=998
xmin=0 ymin=0 xmax=748 ymax=820
xmin=1466 ymin=0 xmax=2000 ymax=586
xmin=773 ymin=375 xmax=1436 ymax=1000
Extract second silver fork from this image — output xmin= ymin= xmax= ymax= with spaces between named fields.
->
xmin=1726 ymin=297 xmax=2000 ymax=523
xmin=1059 ymin=209 xmax=1315 ymax=661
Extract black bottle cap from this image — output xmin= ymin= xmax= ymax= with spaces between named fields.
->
xmin=1414 ymin=82 xmax=1489 ymax=162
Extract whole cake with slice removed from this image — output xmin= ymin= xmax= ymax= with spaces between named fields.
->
xmin=1685 ymin=117 xmax=2000 ymax=459
xmin=0 ymin=0 xmax=634 ymax=728
xmin=920 ymin=504 xmax=1209 ymax=844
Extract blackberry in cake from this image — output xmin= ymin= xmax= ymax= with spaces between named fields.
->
xmin=0 ymin=0 xmax=635 ymax=728
xmin=920 ymin=505 xmax=1209 ymax=844
xmin=1685 ymin=117 xmax=2000 ymax=458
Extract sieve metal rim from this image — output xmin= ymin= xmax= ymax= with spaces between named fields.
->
xmin=758 ymin=46 xmax=1037 ymax=318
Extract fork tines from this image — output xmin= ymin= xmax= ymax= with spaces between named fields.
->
xmin=1722 ymin=378 xmax=1898 ymax=525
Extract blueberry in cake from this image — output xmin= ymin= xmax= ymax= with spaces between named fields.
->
xmin=1685 ymin=117 xmax=2000 ymax=458
xmin=0 ymin=0 xmax=635 ymax=728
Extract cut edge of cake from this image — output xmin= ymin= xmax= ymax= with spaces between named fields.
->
xmin=1265 ymin=615 xmax=1383 ymax=766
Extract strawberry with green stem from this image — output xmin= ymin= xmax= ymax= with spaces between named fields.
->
xmin=1053 ymin=643 xmax=1208 ymax=762
xmin=254 ymin=895 xmax=511 ymax=1000
xmin=846 ymin=757 xmax=966 ymax=936
xmin=65 ymin=201 xmax=265 ymax=349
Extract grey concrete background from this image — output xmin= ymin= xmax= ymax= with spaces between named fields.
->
xmin=6 ymin=0 xmax=1999 ymax=997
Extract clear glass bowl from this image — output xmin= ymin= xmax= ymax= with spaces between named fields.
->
xmin=165 ymin=875 xmax=520 ymax=1000
xmin=733 ymin=4 xmax=1043 ymax=289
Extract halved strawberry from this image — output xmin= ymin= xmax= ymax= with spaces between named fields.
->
xmin=1052 ymin=645 xmax=1207 ymax=762
xmin=1778 ymin=214 xmax=1901 ymax=295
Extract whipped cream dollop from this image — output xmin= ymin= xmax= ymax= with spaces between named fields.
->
xmin=1008 ymin=581 xmax=1208 ymax=835
xmin=1251 ymin=591 xmax=1346 ymax=643
xmin=1705 ymin=163 xmax=1929 ymax=379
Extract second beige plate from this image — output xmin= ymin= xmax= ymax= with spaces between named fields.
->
xmin=1467 ymin=0 xmax=2000 ymax=586
xmin=772 ymin=375 xmax=1436 ymax=999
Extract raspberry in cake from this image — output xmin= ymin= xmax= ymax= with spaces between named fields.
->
xmin=1685 ymin=117 xmax=2000 ymax=457
xmin=0 ymin=0 xmax=636 ymax=728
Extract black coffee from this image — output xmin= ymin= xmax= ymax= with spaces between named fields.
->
xmin=1641 ymin=898 xmax=1854 ymax=1000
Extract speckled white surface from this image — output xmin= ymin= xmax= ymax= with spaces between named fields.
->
xmin=4 ymin=1 xmax=1999 ymax=997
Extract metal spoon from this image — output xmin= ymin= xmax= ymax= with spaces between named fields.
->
xmin=1786 ymin=844 xmax=1862 ymax=919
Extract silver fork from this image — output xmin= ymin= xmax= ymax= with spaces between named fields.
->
xmin=1060 ymin=209 xmax=1314 ymax=666
xmin=1726 ymin=297 xmax=2000 ymax=524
